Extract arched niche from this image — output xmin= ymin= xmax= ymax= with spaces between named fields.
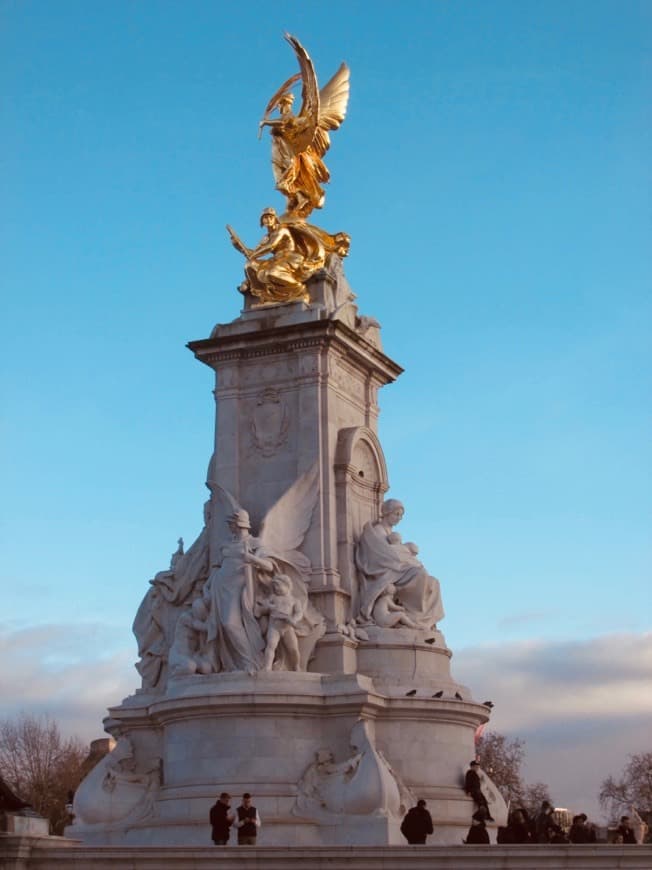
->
xmin=334 ymin=427 xmax=389 ymax=617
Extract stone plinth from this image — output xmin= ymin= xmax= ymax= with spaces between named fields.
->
xmin=84 ymin=670 xmax=487 ymax=846
xmin=0 ymin=817 xmax=49 ymax=838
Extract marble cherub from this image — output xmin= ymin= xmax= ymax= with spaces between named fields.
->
xmin=255 ymin=573 xmax=305 ymax=671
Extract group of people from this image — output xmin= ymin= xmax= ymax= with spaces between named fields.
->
xmin=402 ymin=759 xmax=498 ymax=844
xmin=399 ymin=762 xmax=644 ymax=847
xmin=498 ymin=806 xmax=639 ymax=845
xmin=209 ymin=792 xmax=261 ymax=846
xmin=496 ymin=802 xmax=567 ymax=844
xmin=210 ymin=783 xmax=641 ymax=847
xmin=400 ymin=798 xmax=641 ymax=847
xmin=400 ymin=798 xmax=492 ymax=846
xmin=461 ymin=759 xmax=494 ymax=844
xmin=399 ymin=760 xmax=495 ymax=846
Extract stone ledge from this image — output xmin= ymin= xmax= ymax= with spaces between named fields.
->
xmin=189 ymin=317 xmax=403 ymax=384
xmin=4 ymin=844 xmax=649 ymax=870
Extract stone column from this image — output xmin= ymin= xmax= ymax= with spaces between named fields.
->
xmin=188 ymin=299 xmax=402 ymax=666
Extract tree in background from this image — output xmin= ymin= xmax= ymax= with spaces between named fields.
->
xmin=599 ymin=751 xmax=652 ymax=842
xmin=476 ymin=731 xmax=551 ymax=816
xmin=0 ymin=713 xmax=87 ymax=835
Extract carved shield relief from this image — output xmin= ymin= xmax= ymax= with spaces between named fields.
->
xmin=250 ymin=388 xmax=290 ymax=457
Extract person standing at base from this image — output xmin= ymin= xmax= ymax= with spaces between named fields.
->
xmin=464 ymin=806 xmax=491 ymax=844
xmin=235 ymin=792 xmax=261 ymax=845
xmin=569 ymin=812 xmax=596 ymax=843
xmin=209 ymin=792 xmax=234 ymax=845
xmin=616 ymin=815 xmax=638 ymax=844
xmin=498 ymin=808 xmax=532 ymax=843
xmin=464 ymin=760 xmax=494 ymax=821
xmin=400 ymin=798 xmax=434 ymax=844
xmin=534 ymin=799 xmax=557 ymax=843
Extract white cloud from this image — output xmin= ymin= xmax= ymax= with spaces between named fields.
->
xmin=0 ymin=622 xmax=137 ymax=744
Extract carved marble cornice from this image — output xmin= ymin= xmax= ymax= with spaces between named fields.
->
xmin=188 ymin=318 xmax=403 ymax=386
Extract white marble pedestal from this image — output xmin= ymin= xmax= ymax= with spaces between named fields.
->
xmin=68 ymin=664 xmax=490 ymax=846
xmin=67 ymin=260 xmax=503 ymax=847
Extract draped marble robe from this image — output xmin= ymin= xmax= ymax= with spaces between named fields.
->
xmin=355 ymin=520 xmax=444 ymax=630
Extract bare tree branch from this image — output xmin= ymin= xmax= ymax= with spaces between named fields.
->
xmin=0 ymin=713 xmax=87 ymax=834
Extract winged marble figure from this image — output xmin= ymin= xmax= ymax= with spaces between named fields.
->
xmin=202 ymin=463 xmax=326 ymax=673
xmin=259 ymin=34 xmax=350 ymax=219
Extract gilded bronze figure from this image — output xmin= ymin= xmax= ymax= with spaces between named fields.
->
xmin=259 ymin=34 xmax=350 ymax=219
xmin=227 ymin=34 xmax=350 ymax=306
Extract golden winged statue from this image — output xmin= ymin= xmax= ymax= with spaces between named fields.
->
xmin=226 ymin=35 xmax=351 ymax=307
xmin=259 ymin=34 xmax=350 ymax=219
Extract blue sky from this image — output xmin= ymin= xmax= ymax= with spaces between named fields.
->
xmin=2 ymin=0 xmax=650 ymax=821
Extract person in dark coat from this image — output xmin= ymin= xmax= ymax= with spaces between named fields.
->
xmin=234 ymin=792 xmax=261 ymax=845
xmin=616 ymin=815 xmax=637 ymax=844
xmin=400 ymin=799 xmax=434 ymax=844
xmin=569 ymin=813 xmax=595 ymax=843
xmin=464 ymin=761 xmax=494 ymax=821
xmin=500 ymin=808 xmax=532 ymax=843
xmin=464 ymin=806 xmax=490 ymax=844
xmin=209 ymin=792 xmax=234 ymax=845
xmin=569 ymin=814 xmax=587 ymax=843
xmin=535 ymin=800 xmax=557 ymax=843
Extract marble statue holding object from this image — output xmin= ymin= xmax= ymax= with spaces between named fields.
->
xmin=356 ymin=499 xmax=444 ymax=630
xmin=132 ymin=464 xmax=325 ymax=685
xmin=227 ymin=207 xmax=349 ymax=306
xmin=202 ymin=507 xmax=275 ymax=674
xmin=201 ymin=464 xmax=325 ymax=673
xmin=259 ymin=33 xmax=350 ymax=219
xmin=132 ymin=502 xmax=211 ymax=690
xmin=226 ymin=34 xmax=351 ymax=306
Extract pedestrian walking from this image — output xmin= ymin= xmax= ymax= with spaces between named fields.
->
xmin=400 ymin=799 xmax=434 ymax=844
xmin=464 ymin=806 xmax=490 ymax=844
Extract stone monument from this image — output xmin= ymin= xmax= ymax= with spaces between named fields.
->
xmin=67 ymin=34 xmax=505 ymax=847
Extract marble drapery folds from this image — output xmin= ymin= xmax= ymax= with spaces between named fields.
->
xmin=355 ymin=500 xmax=444 ymax=630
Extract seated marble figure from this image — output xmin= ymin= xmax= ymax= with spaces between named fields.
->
xmin=356 ymin=499 xmax=444 ymax=630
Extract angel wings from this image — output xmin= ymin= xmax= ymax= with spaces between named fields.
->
xmin=259 ymin=34 xmax=350 ymax=219
xmin=205 ymin=464 xmax=325 ymax=673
